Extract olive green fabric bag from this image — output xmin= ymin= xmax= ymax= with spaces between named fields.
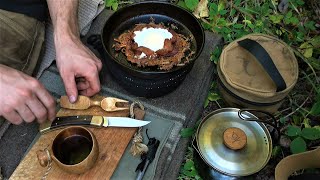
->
xmin=0 ymin=9 xmax=45 ymax=76
xmin=0 ymin=9 xmax=45 ymax=130
xmin=217 ymin=34 xmax=299 ymax=113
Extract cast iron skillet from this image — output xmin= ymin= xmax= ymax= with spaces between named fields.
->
xmin=89 ymin=1 xmax=204 ymax=97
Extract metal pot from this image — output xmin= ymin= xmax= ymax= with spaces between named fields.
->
xmin=193 ymin=108 xmax=279 ymax=179
xmin=87 ymin=1 xmax=204 ymax=98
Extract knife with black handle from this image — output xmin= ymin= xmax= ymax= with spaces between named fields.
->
xmin=39 ymin=115 xmax=150 ymax=134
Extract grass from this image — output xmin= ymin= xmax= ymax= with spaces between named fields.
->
xmin=104 ymin=0 xmax=320 ymax=179
xmin=177 ymin=0 xmax=320 ymax=179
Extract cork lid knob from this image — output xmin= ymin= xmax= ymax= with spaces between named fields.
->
xmin=36 ymin=149 xmax=51 ymax=167
xmin=223 ymin=127 xmax=247 ymax=150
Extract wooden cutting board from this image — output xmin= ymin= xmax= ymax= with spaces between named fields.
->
xmin=10 ymin=96 xmax=144 ymax=180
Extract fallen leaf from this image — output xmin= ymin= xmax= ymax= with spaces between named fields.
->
xmin=193 ymin=0 xmax=209 ymax=18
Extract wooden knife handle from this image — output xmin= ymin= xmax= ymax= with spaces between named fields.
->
xmin=40 ymin=115 xmax=96 ymax=133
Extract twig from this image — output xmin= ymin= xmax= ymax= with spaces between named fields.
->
xmin=289 ymin=1 xmax=301 ymax=15
xmin=280 ymin=124 xmax=289 ymax=133
xmin=215 ymin=100 xmax=222 ymax=109
xmin=229 ymin=2 xmax=255 ymax=20
xmin=302 ymin=71 xmax=320 ymax=94
xmin=292 ymin=49 xmax=319 ymax=84
xmin=282 ymin=95 xmax=310 ymax=120
xmin=290 ymin=97 xmax=309 ymax=114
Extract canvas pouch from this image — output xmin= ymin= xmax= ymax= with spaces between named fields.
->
xmin=217 ymin=34 xmax=299 ymax=113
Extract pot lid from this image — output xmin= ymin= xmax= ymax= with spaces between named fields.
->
xmin=196 ymin=108 xmax=272 ymax=176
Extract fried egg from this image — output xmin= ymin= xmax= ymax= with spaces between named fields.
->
xmin=134 ymin=27 xmax=173 ymax=52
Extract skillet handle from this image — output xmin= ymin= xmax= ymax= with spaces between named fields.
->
xmin=238 ymin=109 xmax=280 ymax=143
xmin=87 ymin=34 xmax=104 ymax=53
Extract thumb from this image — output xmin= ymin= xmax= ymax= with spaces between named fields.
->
xmin=62 ymin=75 xmax=78 ymax=103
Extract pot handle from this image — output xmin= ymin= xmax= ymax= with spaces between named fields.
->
xmin=238 ymin=38 xmax=286 ymax=92
xmin=238 ymin=109 xmax=280 ymax=143
xmin=87 ymin=34 xmax=104 ymax=53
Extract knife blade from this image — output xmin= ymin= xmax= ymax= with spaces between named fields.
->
xmin=39 ymin=115 xmax=150 ymax=134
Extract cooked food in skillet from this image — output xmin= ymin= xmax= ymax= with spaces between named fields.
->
xmin=113 ymin=22 xmax=195 ymax=70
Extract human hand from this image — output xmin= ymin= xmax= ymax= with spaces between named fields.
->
xmin=55 ymin=36 xmax=102 ymax=103
xmin=0 ymin=65 xmax=56 ymax=124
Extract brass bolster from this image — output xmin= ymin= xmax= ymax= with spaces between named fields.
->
xmin=90 ymin=116 xmax=104 ymax=127
xmin=39 ymin=121 xmax=53 ymax=134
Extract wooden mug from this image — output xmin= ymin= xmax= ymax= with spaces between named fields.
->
xmin=37 ymin=126 xmax=99 ymax=174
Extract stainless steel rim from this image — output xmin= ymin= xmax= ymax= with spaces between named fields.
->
xmin=196 ymin=108 xmax=272 ymax=176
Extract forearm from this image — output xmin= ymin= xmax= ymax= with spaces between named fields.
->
xmin=47 ymin=0 xmax=79 ymax=43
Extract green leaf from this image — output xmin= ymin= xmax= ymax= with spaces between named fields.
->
xmin=233 ymin=24 xmax=244 ymax=29
xmin=255 ymin=20 xmax=263 ymax=27
xmin=299 ymin=42 xmax=312 ymax=49
xmin=302 ymin=118 xmax=311 ymax=128
xmin=217 ymin=18 xmax=227 ymax=26
xmin=305 ymin=21 xmax=316 ymax=31
xmin=280 ymin=117 xmax=288 ymax=124
xmin=234 ymin=0 xmax=241 ymax=6
xmin=271 ymin=145 xmax=281 ymax=158
xmin=296 ymin=0 xmax=305 ymax=5
xmin=310 ymin=36 xmax=320 ymax=48
xmin=316 ymin=92 xmax=320 ymax=100
xmin=310 ymin=101 xmax=320 ymax=116
xmin=286 ymin=125 xmax=301 ymax=137
xmin=204 ymin=98 xmax=209 ymax=108
xmin=303 ymin=48 xmax=313 ymax=58
xmin=301 ymin=128 xmax=320 ymax=140
xmin=293 ymin=115 xmax=302 ymax=125
xmin=209 ymin=3 xmax=218 ymax=16
xmin=219 ymin=10 xmax=228 ymax=15
xmin=183 ymin=160 xmax=194 ymax=170
xmin=185 ymin=0 xmax=199 ymax=11
xmin=218 ymin=2 xmax=225 ymax=12
xmin=201 ymin=21 xmax=212 ymax=30
xmin=286 ymin=11 xmax=293 ymax=19
xmin=247 ymin=23 xmax=254 ymax=29
xmin=314 ymin=126 xmax=320 ymax=131
xmin=111 ymin=2 xmax=118 ymax=11
xmin=180 ymin=128 xmax=195 ymax=137
xmin=207 ymin=92 xmax=221 ymax=101
xmin=230 ymin=9 xmax=236 ymax=16
xmin=290 ymin=17 xmax=299 ymax=25
xmin=290 ymin=137 xmax=307 ymax=154
xmin=270 ymin=15 xmax=284 ymax=24
xmin=105 ymin=0 xmax=115 ymax=7
xmin=243 ymin=19 xmax=252 ymax=25
xmin=182 ymin=169 xmax=197 ymax=177
xmin=177 ymin=0 xmax=188 ymax=9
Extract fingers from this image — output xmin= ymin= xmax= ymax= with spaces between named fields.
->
xmin=95 ymin=59 xmax=102 ymax=71
xmin=34 ymin=84 xmax=56 ymax=121
xmin=76 ymin=80 xmax=90 ymax=90
xmin=2 ymin=111 xmax=23 ymax=125
xmin=0 ymin=66 xmax=56 ymax=124
xmin=80 ymin=69 xmax=101 ymax=96
xmin=26 ymin=97 xmax=49 ymax=123
xmin=16 ymin=105 xmax=35 ymax=123
xmin=61 ymin=73 xmax=78 ymax=103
